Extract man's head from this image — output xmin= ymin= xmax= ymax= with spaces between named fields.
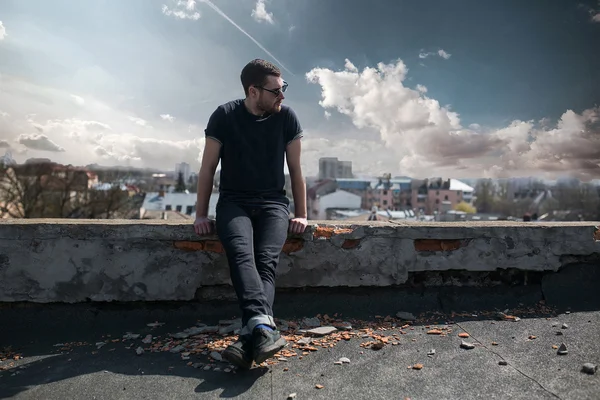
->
xmin=241 ymin=59 xmax=287 ymax=114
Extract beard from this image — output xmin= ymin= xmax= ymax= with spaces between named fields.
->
xmin=258 ymin=95 xmax=282 ymax=114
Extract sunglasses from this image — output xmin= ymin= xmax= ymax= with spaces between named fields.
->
xmin=257 ymin=81 xmax=288 ymax=96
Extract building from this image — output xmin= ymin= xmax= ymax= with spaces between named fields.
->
xmin=411 ymin=178 xmax=475 ymax=214
xmin=175 ymin=162 xmax=191 ymax=183
xmin=308 ymin=189 xmax=362 ymax=220
xmin=318 ymin=157 xmax=353 ymax=180
xmin=140 ymin=191 xmax=219 ymax=219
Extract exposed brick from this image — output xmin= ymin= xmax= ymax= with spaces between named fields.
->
xmin=341 ymin=239 xmax=361 ymax=249
xmin=414 ymin=239 xmax=465 ymax=252
xmin=313 ymin=226 xmax=354 ymax=239
xmin=173 ymin=240 xmax=224 ymax=253
xmin=203 ymin=240 xmax=224 ymax=253
xmin=283 ymin=239 xmax=304 ymax=254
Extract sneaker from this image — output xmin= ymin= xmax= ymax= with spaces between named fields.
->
xmin=221 ymin=335 xmax=253 ymax=370
xmin=252 ymin=328 xmax=287 ymax=364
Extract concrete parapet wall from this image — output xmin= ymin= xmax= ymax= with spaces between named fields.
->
xmin=0 ymin=220 xmax=599 ymax=303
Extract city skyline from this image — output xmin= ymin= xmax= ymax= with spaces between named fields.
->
xmin=1 ymin=0 xmax=599 ymax=180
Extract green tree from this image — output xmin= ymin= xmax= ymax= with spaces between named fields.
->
xmin=175 ymin=171 xmax=186 ymax=193
xmin=455 ymin=201 xmax=476 ymax=214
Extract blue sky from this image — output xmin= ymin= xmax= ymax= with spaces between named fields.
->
xmin=0 ymin=0 xmax=599 ymax=180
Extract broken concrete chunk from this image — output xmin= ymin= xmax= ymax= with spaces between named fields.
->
xmin=306 ymin=326 xmax=338 ymax=336
xmin=298 ymin=337 xmax=313 ymax=345
xmin=170 ymin=345 xmax=185 ymax=353
xmin=287 ymin=393 xmax=297 ymax=399
xmin=396 ymin=312 xmax=416 ymax=321
xmin=210 ymin=351 xmax=223 ymax=362
xmin=122 ymin=333 xmax=140 ymax=340
xmin=170 ymin=332 xmax=190 ymax=339
xmin=147 ymin=322 xmax=164 ymax=328
xmin=427 ymin=349 xmax=436 ymax=357
xmin=557 ymin=343 xmax=568 ymax=355
xmin=334 ymin=361 xmax=343 ymax=365
xmin=561 ymin=323 xmax=569 ymax=329
xmin=219 ymin=322 xmax=243 ymax=335
xmin=460 ymin=340 xmax=475 ymax=350
xmin=135 ymin=347 xmax=144 ymax=355
xmin=334 ymin=321 xmax=353 ymax=331
xmin=302 ymin=317 xmax=321 ymax=328
xmin=581 ymin=363 xmax=597 ymax=375
xmin=142 ymin=334 xmax=153 ymax=344
xmin=339 ymin=357 xmax=351 ymax=364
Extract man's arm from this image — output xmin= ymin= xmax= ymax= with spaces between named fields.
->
xmin=286 ymin=139 xmax=307 ymax=220
xmin=195 ymin=138 xmax=221 ymax=218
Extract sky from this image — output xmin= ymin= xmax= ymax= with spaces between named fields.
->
xmin=0 ymin=0 xmax=599 ymax=181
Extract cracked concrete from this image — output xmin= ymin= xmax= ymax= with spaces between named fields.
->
xmin=0 ymin=220 xmax=598 ymax=303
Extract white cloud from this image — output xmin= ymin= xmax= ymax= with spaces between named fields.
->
xmin=324 ymin=111 xmax=331 ymax=119
xmin=0 ymin=76 xmax=206 ymax=170
xmin=160 ymin=113 xmax=175 ymax=122
xmin=0 ymin=111 xmax=9 ymax=118
xmin=252 ymin=0 xmax=274 ymax=24
xmin=0 ymin=21 xmax=6 ymax=40
xmin=128 ymin=116 xmax=150 ymax=127
xmin=0 ymin=140 xmax=10 ymax=148
xmin=17 ymin=134 xmax=65 ymax=152
xmin=71 ymin=94 xmax=85 ymax=106
xmin=162 ymin=0 xmax=201 ymax=20
xmin=306 ymin=58 xmax=600 ymax=180
xmin=416 ymin=84 xmax=427 ymax=93
xmin=437 ymin=49 xmax=451 ymax=59
xmin=419 ymin=49 xmax=451 ymax=60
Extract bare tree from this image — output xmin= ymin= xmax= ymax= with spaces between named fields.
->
xmin=0 ymin=162 xmax=141 ymax=219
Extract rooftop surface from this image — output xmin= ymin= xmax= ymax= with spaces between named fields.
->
xmin=1 ymin=288 xmax=599 ymax=400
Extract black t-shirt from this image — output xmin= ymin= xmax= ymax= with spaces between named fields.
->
xmin=204 ymin=99 xmax=303 ymax=205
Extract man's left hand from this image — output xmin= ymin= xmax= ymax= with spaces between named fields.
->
xmin=289 ymin=217 xmax=308 ymax=234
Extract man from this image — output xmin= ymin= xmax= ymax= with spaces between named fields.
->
xmin=194 ymin=59 xmax=308 ymax=369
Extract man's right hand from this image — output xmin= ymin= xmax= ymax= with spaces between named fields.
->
xmin=194 ymin=216 xmax=214 ymax=235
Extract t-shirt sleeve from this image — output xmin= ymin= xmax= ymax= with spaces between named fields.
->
xmin=285 ymin=107 xmax=304 ymax=146
xmin=204 ymin=106 xmax=226 ymax=145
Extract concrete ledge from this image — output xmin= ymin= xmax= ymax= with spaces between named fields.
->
xmin=0 ymin=220 xmax=599 ymax=303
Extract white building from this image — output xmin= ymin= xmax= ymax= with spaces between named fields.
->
xmin=175 ymin=162 xmax=191 ymax=183
xmin=310 ymin=190 xmax=362 ymax=220
xmin=140 ymin=192 xmax=219 ymax=219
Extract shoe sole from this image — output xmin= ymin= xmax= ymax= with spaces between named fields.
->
xmin=254 ymin=337 xmax=287 ymax=364
xmin=221 ymin=348 xmax=253 ymax=370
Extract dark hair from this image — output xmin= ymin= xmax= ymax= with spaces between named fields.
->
xmin=240 ymin=59 xmax=281 ymax=96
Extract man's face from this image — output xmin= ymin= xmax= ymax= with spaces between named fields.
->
xmin=256 ymin=75 xmax=286 ymax=113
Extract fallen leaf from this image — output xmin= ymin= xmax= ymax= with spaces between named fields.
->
xmin=315 ymin=384 xmax=324 ymax=389
xmin=427 ymin=329 xmax=443 ymax=335
xmin=458 ymin=333 xmax=470 ymax=338
xmin=413 ymin=364 xmax=423 ymax=370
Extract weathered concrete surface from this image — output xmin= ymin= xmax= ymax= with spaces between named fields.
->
xmin=0 ymin=220 xmax=598 ymax=303
xmin=1 ymin=297 xmax=599 ymax=400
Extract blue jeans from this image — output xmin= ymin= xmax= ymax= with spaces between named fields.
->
xmin=215 ymin=200 xmax=290 ymax=335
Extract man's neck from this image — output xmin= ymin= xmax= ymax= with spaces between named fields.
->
xmin=243 ymin=98 xmax=265 ymax=117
